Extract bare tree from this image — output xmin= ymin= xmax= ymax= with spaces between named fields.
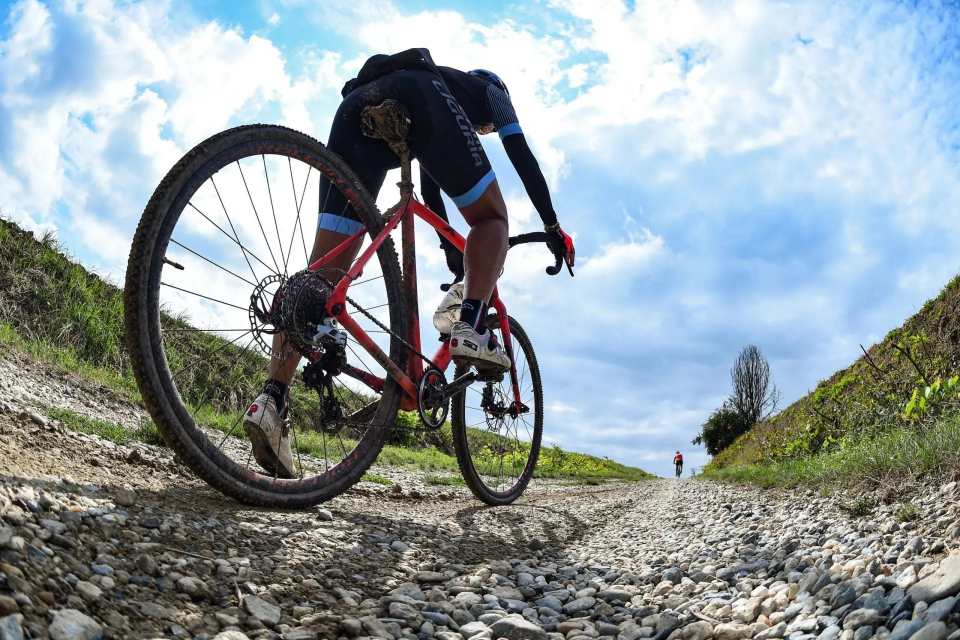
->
xmin=730 ymin=344 xmax=781 ymax=424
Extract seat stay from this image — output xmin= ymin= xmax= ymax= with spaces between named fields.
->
xmin=307 ymin=226 xmax=366 ymax=272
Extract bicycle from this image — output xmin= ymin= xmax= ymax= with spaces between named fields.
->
xmin=124 ymin=101 xmax=570 ymax=507
xmin=675 ymin=463 xmax=683 ymax=479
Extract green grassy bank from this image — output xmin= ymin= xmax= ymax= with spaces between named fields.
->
xmin=0 ymin=216 xmax=652 ymax=482
xmin=703 ymin=271 xmax=960 ymax=490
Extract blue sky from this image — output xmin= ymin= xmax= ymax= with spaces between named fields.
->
xmin=2 ymin=0 xmax=960 ymax=478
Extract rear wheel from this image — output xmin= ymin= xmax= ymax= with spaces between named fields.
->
xmin=124 ymin=124 xmax=407 ymax=507
xmin=451 ymin=315 xmax=543 ymax=505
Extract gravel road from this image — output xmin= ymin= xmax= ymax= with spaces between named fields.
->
xmin=1 ymin=352 xmax=959 ymax=640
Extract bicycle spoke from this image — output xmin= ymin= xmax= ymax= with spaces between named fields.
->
xmin=171 ymin=329 xmax=253 ymax=380
xmin=286 ymin=158 xmax=311 ymax=270
xmin=206 ymin=180 xmax=279 ymax=279
xmin=170 ymin=238 xmax=257 ymax=288
xmin=237 ymin=160 xmax=281 ymax=274
xmin=353 ymin=274 xmax=384 ymax=287
xmin=164 ymin=328 xmax=251 ymax=333
xmin=262 ymin=154 xmax=287 ymax=270
xmin=160 ymin=282 xmax=249 ymax=313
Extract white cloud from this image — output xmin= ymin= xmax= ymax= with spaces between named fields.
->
xmin=2 ymin=0 xmax=960 ymax=479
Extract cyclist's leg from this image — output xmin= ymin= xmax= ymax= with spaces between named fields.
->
xmin=400 ymin=72 xmax=506 ymax=308
xmin=265 ymin=85 xmax=398 ymax=385
xmin=457 ymin=181 xmax=508 ymax=305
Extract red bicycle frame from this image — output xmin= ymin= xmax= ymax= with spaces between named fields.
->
xmin=314 ymin=193 xmax=523 ymax=413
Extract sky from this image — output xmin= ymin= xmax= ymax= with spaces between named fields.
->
xmin=1 ymin=0 xmax=960 ymax=478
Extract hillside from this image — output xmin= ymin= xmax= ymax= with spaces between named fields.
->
xmin=0 ymin=215 xmax=652 ymax=482
xmin=706 ymin=271 xmax=960 ymax=488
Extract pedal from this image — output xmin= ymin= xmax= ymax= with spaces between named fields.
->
xmin=475 ymin=371 xmax=505 ymax=383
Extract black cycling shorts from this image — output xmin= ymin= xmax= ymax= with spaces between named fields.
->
xmin=318 ymin=69 xmax=495 ymax=235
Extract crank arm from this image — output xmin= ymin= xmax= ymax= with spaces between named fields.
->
xmin=440 ymin=371 xmax=477 ymax=402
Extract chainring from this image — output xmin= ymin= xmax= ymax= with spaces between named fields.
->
xmin=417 ymin=368 xmax=449 ymax=430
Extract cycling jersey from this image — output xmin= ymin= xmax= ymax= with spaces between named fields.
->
xmin=320 ymin=48 xmax=557 ymax=241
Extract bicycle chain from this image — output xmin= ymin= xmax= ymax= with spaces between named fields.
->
xmin=343 ymin=290 xmax=440 ymax=372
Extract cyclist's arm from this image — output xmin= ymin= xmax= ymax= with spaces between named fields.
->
xmin=483 ymin=84 xmax=558 ymax=227
xmin=502 ymin=134 xmax=558 ymax=227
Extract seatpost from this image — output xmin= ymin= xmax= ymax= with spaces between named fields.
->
xmin=397 ymin=147 xmax=413 ymax=196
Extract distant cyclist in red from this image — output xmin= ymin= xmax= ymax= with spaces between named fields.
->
xmin=674 ymin=451 xmax=683 ymax=478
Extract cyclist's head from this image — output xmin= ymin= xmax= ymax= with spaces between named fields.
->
xmin=676 ymin=451 xmax=680 ymax=454
xmin=468 ymin=69 xmax=509 ymax=97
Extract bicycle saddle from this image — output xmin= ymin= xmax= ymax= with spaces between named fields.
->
xmin=361 ymin=100 xmax=412 ymax=157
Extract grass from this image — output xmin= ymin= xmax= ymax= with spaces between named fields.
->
xmin=703 ymin=413 xmax=960 ymax=490
xmin=896 ymin=503 xmax=918 ymax=522
xmin=0 ymin=216 xmax=654 ymax=482
xmin=424 ymin=475 xmax=466 ymax=486
xmin=48 ymin=407 xmax=164 ymax=446
xmin=361 ymin=474 xmax=392 ymax=485
xmin=707 ymin=270 xmax=960 ymax=482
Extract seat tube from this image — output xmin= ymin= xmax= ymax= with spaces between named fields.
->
xmin=401 ymin=197 xmax=421 ymax=380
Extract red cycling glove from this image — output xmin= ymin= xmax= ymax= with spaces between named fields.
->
xmin=547 ymin=225 xmax=575 ymax=269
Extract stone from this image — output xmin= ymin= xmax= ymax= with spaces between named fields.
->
xmin=662 ymin=567 xmax=685 ymax=584
xmin=842 ymin=609 xmax=878 ymax=630
xmin=388 ymin=601 xmax=419 ymax=620
xmin=897 ymin=567 xmax=919 ymax=590
xmin=360 ymin=616 xmax=392 ymax=638
xmin=212 ymin=632 xmax=251 ymax=640
xmin=390 ymin=540 xmax=409 ymax=552
xmin=890 ymin=620 xmax=925 ymax=640
xmin=489 ymin=614 xmax=548 ymax=640
xmin=137 ymin=554 xmax=158 ymax=576
xmin=75 ymin=581 xmax=102 ymax=603
xmin=528 ymin=538 xmax=544 ymax=551
xmin=907 ymin=622 xmax=947 ymax=640
xmin=414 ymin=571 xmax=446 ymax=583
xmin=177 ymin=576 xmax=208 ymax=599
xmin=0 ymin=614 xmax=24 ymax=640
xmin=243 ymin=596 xmax=281 ymax=626
xmin=683 ymin=621 xmax=712 ymax=640
xmin=316 ymin=509 xmax=333 ymax=521
xmin=48 ymin=609 xmax=103 ymax=640
xmin=0 ymin=598 xmax=17 ymax=617
xmin=908 ymin=556 xmax=960 ymax=603
xmin=459 ymin=621 xmax=489 ymax=638
xmin=562 ymin=596 xmax=596 ymax=614
xmin=714 ymin=622 xmax=752 ymax=640
xmin=755 ymin=622 xmax=787 ymax=640
xmin=114 ymin=487 xmax=137 ymax=507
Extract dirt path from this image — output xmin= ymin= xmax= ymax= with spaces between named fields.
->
xmin=1 ymin=351 xmax=959 ymax=640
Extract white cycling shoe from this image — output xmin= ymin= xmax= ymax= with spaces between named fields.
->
xmin=450 ymin=321 xmax=511 ymax=372
xmin=432 ymin=281 xmax=463 ymax=334
xmin=243 ymin=394 xmax=297 ymax=478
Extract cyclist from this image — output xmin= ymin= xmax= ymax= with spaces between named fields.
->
xmin=674 ymin=451 xmax=683 ymax=478
xmin=242 ymin=48 xmax=575 ymax=478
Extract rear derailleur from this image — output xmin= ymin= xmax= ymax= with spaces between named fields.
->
xmin=301 ymin=338 xmax=349 ymax=435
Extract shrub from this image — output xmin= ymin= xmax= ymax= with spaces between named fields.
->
xmin=693 ymin=404 xmax=753 ymax=456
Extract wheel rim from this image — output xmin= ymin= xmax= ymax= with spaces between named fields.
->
xmin=459 ymin=318 xmax=541 ymax=498
xmin=146 ymin=134 xmax=400 ymax=491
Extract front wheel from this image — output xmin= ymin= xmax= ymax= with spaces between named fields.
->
xmin=451 ymin=315 xmax=543 ymax=505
